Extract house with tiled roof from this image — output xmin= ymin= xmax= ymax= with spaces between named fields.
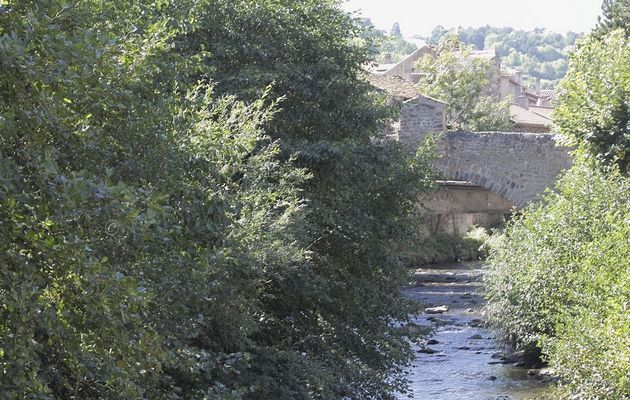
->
xmin=370 ymin=45 xmax=435 ymax=83
xmin=367 ymin=74 xmax=446 ymax=147
xmin=371 ymin=45 xmax=557 ymax=133
xmin=509 ymin=103 xmax=552 ymax=133
xmin=529 ymin=105 xmax=553 ymax=119
xmin=498 ymin=68 xmax=557 ymax=132
xmin=500 ymin=70 xmax=557 ymax=107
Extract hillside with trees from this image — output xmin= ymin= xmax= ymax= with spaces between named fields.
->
xmin=358 ymin=19 xmax=418 ymax=63
xmin=424 ymin=26 xmax=583 ymax=88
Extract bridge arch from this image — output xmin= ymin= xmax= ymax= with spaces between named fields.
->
xmin=433 ymin=131 xmax=572 ymax=207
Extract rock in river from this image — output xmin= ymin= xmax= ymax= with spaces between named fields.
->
xmin=425 ymin=305 xmax=449 ymax=314
xmin=418 ymin=347 xmax=438 ymax=354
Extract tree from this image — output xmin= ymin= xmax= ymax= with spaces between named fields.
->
xmin=485 ymin=13 xmax=630 ymax=399
xmin=554 ymin=29 xmax=630 ymax=174
xmin=594 ymin=0 xmax=630 ymax=38
xmin=416 ymin=35 xmax=511 ymax=131
xmin=0 ymin=0 xmax=306 ymax=398
xmin=427 ymin=25 xmax=448 ymax=45
xmin=467 ymin=98 xmax=512 ymax=132
xmin=0 ymin=0 xmax=436 ymax=398
xmin=390 ymin=22 xmax=402 ymax=37
xmin=485 ymin=162 xmax=630 ymax=399
xmin=178 ymin=1 xmax=436 ymax=397
xmin=356 ymin=19 xmax=417 ymax=63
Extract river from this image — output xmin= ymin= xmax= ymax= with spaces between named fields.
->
xmin=399 ymin=261 xmax=553 ymax=400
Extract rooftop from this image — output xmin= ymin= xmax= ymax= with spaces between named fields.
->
xmin=509 ymin=104 xmax=551 ymax=127
xmin=539 ymin=89 xmax=558 ymax=100
xmin=529 ymin=105 xmax=553 ymax=118
xmin=367 ymin=74 xmax=420 ymax=101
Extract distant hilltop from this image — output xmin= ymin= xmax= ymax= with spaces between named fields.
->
xmin=362 ymin=22 xmax=582 ymax=89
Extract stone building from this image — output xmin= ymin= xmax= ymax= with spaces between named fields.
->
xmin=371 ymin=46 xmax=435 ymax=82
xmin=367 ymin=73 xmax=446 ymax=148
xmin=373 ymin=45 xmax=556 ymax=133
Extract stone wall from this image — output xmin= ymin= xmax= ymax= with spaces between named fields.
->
xmin=387 ymin=89 xmax=572 ymax=208
xmin=433 ymin=131 xmax=572 ymax=207
xmin=420 ymin=181 xmax=515 ymax=234
xmin=398 ymin=97 xmax=445 ymax=148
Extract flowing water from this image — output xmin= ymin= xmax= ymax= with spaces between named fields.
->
xmin=399 ymin=261 xmax=553 ymax=400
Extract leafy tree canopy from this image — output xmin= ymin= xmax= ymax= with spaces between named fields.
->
xmin=594 ymin=0 xmax=630 ymax=38
xmin=358 ymin=18 xmax=417 ymax=63
xmin=554 ymin=29 xmax=630 ymax=174
xmin=0 ymin=0 xmax=435 ymax=398
xmin=416 ymin=34 xmax=511 ymax=131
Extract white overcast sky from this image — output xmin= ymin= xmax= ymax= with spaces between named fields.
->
xmin=340 ymin=0 xmax=604 ymax=37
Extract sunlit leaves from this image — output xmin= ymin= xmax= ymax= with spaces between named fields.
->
xmin=416 ymin=34 xmax=511 ymax=131
xmin=554 ymin=29 xmax=630 ymax=174
xmin=484 ymin=163 xmax=629 ymax=398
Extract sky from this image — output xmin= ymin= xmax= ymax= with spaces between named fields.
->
xmin=340 ymin=0 xmax=604 ymax=37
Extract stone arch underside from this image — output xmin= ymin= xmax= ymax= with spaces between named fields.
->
xmin=433 ymin=131 xmax=573 ymax=207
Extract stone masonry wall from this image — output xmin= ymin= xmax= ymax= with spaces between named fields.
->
xmin=398 ymin=97 xmax=445 ymax=149
xmin=433 ymin=131 xmax=572 ymax=207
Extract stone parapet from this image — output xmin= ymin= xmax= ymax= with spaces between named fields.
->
xmin=431 ymin=131 xmax=572 ymax=206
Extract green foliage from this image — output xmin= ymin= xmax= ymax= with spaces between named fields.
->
xmin=1 ymin=1 xmax=308 ymax=398
xmin=426 ymin=26 xmax=581 ymax=88
xmin=484 ymin=163 xmax=630 ymax=399
xmin=402 ymin=225 xmax=500 ymax=265
xmin=416 ymin=232 xmax=484 ymax=264
xmin=594 ymin=0 xmax=630 ymax=38
xmin=554 ymin=29 xmax=630 ymax=175
xmin=178 ymin=3 xmax=437 ymax=397
xmin=358 ymin=18 xmax=417 ymax=63
xmin=0 ymin=0 xmax=436 ymax=398
xmin=483 ymin=9 xmax=629 ymax=398
xmin=416 ymin=35 xmax=510 ymax=131
xmin=466 ymin=98 xmax=512 ymax=132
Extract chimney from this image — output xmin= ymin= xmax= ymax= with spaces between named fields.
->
xmin=515 ymin=69 xmax=523 ymax=85
xmin=382 ymin=53 xmax=393 ymax=64
xmin=517 ymin=91 xmax=529 ymax=109
xmin=535 ymin=78 xmax=541 ymax=95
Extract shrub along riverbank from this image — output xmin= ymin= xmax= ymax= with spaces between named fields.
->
xmin=0 ymin=1 xmax=435 ymax=398
xmin=484 ymin=163 xmax=629 ymax=398
xmin=484 ymin=19 xmax=630 ymax=399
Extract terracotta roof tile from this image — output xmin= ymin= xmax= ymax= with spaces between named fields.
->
xmin=509 ymin=104 xmax=551 ymax=127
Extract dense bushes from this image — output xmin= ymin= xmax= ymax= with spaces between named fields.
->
xmin=484 ymin=18 xmax=630 ymax=398
xmin=554 ymin=29 xmax=630 ymax=175
xmin=0 ymin=0 xmax=434 ymax=398
xmin=484 ymin=163 xmax=629 ymax=398
xmin=402 ymin=227 xmax=493 ymax=266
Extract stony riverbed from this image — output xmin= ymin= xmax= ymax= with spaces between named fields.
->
xmin=399 ymin=261 xmax=554 ymax=400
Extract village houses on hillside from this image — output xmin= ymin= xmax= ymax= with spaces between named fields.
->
xmin=370 ymin=45 xmax=555 ymax=134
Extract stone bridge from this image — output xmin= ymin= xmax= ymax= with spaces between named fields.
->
xmin=432 ymin=131 xmax=572 ymax=207
xmin=370 ymin=74 xmax=573 ymax=209
xmin=404 ymin=130 xmax=573 ymax=234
